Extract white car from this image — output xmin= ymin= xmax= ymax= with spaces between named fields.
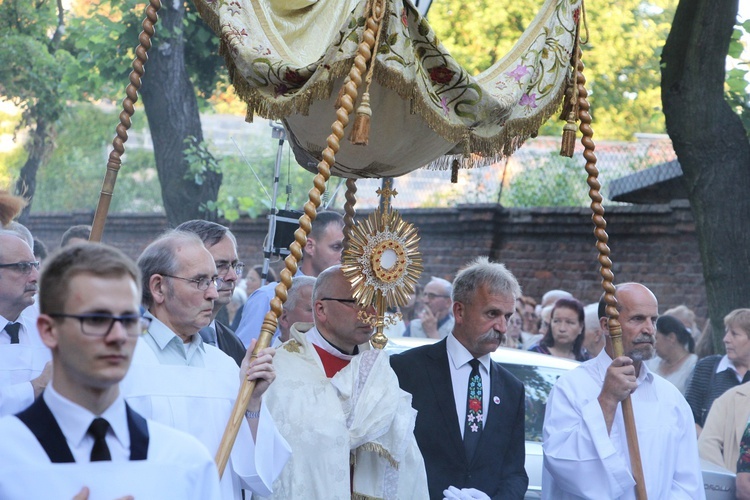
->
xmin=384 ymin=337 xmax=735 ymax=499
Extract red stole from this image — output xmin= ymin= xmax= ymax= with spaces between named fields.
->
xmin=313 ymin=344 xmax=351 ymax=378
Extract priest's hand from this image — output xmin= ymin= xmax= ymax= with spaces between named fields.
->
xmin=241 ymin=338 xmax=277 ymax=410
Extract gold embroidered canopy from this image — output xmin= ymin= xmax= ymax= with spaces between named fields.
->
xmin=194 ymin=0 xmax=582 ymax=177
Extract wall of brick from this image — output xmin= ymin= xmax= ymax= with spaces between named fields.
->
xmin=26 ymin=200 xmax=706 ymax=323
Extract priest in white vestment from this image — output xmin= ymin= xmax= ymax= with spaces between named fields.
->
xmin=258 ymin=265 xmax=429 ymax=499
xmin=122 ymin=230 xmax=291 ymax=499
xmin=0 ymin=242 xmax=222 ymax=499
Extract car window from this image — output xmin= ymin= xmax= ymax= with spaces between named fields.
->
xmin=501 ymin=363 xmax=566 ymax=442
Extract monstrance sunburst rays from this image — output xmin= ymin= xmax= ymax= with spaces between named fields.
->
xmin=341 ymin=195 xmax=423 ymax=347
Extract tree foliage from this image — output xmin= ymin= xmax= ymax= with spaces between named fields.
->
xmin=427 ymin=0 xmax=678 ymax=140
xmin=0 ymin=0 xmax=81 ymax=221
xmin=662 ymin=0 xmax=750 ymax=347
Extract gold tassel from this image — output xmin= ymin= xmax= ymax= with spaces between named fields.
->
xmin=350 ymin=92 xmax=372 ymax=145
xmin=450 ymin=159 xmax=459 ymax=183
xmin=559 ymin=112 xmax=577 ymax=157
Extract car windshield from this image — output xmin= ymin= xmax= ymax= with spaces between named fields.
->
xmin=500 ymin=363 xmax=566 ymax=442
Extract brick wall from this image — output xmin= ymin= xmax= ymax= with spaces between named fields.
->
xmin=26 ymin=200 xmax=706 ymax=323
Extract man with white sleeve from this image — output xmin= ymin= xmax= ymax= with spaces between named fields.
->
xmin=121 ymin=230 xmax=290 ymax=499
xmin=542 ymin=283 xmax=704 ymax=499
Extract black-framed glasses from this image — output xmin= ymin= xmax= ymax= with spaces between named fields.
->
xmin=48 ymin=313 xmax=142 ymax=337
xmin=216 ymin=261 xmax=245 ymax=278
xmin=0 ymin=261 xmax=40 ymax=274
xmin=424 ymin=292 xmax=450 ymax=300
xmin=320 ymin=298 xmax=358 ymax=305
xmin=161 ymin=274 xmax=223 ymax=291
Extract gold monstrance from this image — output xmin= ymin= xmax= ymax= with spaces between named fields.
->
xmin=341 ymin=181 xmax=423 ymax=349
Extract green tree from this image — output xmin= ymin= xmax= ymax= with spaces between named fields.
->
xmin=427 ymin=0 xmax=678 ymax=140
xmin=0 ymin=0 xmax=80 ymax=222
xmin=662 ymin=0 xmax=750 ymax=348
xmin=68 ymin=0 xmax=227 ymax=226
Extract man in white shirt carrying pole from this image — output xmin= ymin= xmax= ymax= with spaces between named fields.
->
xmin=542 ymin=283 xmax=704 ymax=499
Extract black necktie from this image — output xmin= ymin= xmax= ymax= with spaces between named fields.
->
xmin=463 ymin=358 xmax=483 ymax=461
xmin=88 ymin=418 xmax=112 ymax=461
xmin=4 ymin=322 xmax=20 ymax=344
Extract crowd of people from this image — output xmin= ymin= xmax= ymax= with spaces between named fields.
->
xmin=0 ymin=196 xmax=747 ymax=499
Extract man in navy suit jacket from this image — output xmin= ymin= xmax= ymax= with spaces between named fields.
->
xmin=391 ymin=257 xmax=528 ymax=500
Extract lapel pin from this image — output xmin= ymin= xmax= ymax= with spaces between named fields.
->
xmin=493 ymin=396 xmax=500 ymax=405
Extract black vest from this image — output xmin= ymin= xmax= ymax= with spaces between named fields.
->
xmin=16 ymin=395 xmax=149 ymax=462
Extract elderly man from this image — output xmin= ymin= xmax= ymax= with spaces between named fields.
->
xmin=235 ymin=211 xmax=344 ymax=347
xmin=542 ymin=283 xmax=704 ymax=499
xmin=258 ymin=265 xmax=428 ymax=499
xmin=391 ymin=257 xmax=528 ymax=499
xmin=276 ymin=275 xmax=315 ymax=345
xmin=0 ymin=242 xmax=220 ymax=499
xmin=176 ymin=220 xmax=247 ymax=366
xmin=0 ymin=231 xmax=51 ymax=416
xmin=583 ymin=302 xmax=605 ymax=358
xmin=404 ymin=276 xmax=454 ymax=339
xmin=120 ymin=230 xmax=289 ymax=499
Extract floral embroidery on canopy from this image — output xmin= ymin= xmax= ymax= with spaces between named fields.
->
xmin=193 ymin=0 xmax=582 ymax=177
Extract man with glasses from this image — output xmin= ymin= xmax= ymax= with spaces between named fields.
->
xmin=235 ymin=210 xmax=345 ymax=347
xmin=121 ymin=230 xmax=290 ymax=499
xmin=177 ymin=220 xmax=247 ymax=366
xmin=0 ymin=242 xmax=221 ymax=498
xmin=257 ymin=265 xmax=428 ymax=499
xmin=404 ymin=276 xmax=455 ymax=339
xmin=0 ymin=231 xmax=52 ymax=416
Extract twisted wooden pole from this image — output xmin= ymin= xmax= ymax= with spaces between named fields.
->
xmin=214 ymin=0 xmax=385 ymax=475
xmin=342 ymin=178 xmax=358 ymax=249
xmin=579 ymin=50 xmax=647 ymax=500
xmin=90 ymin=0 xmax=161 ymax=242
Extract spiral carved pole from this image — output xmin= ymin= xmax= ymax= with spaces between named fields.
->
xmin=214 ymin=0 xmax=385 ymax=475
xmin=90 ymin=0 xmax=161 ymax=243
xmin=579 ymin=50 xmax=647 ymax=500
xmin=342 ymin=178 xmax=358 ymax=249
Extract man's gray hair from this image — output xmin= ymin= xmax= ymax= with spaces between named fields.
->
xmin=4 ymin=222 xmax=33 ymax=248
xmin=452 ymin=257 xmax=521 ymax=305
xmin=429 ymin=276 xmax=452 ymax=295
xmin=137 ymin=230 xmax=204 ymax=307
xmin=285 ymin=276 xmax=316 ymax=312
xmin=584 ymin=303 xmax=601 ymax=332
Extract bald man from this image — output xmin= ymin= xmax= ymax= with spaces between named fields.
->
xmin=542 ymin=283 xmax=704 ymax=499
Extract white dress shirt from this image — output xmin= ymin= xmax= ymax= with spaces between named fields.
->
xmin=140 ymin=311 xmax=206 ymax=366
xmin=0 ymin=305 xmax=51 ymax=416
xmin=43 ymin=383 xmax=130 ymax=462
xmin=446 ymin=333 xmax=491 ymax=434
xmin=542 ymin=349 xmax=705 ymax=499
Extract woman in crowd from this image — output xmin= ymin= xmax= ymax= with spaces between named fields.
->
xmin=501 ymin=312 xmax=524 ymax=349
xmin=698 ymin=379 xmax=750 ymax=473
xmin=686 ymin=308 xmax=750 ymax=434
xmin=528 ymin=298 xmax=588 ymax=361
xmin=646 ymin=315 xmax=697 ymax=394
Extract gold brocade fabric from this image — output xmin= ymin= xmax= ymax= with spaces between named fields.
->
xmin=194 ymin=0 xmax=582 ymax=177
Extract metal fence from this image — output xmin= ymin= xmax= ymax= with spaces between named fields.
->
xmin=325 ymin=134 xmax=678 ymax=210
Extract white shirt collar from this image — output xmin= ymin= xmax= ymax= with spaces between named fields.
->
xmin=44 ymin=383 xmax=130 ymax=454
xmin=143 ymin=311 xmax=205 ymax=352
xmin=446 ymin=333 xmax=491 ymax=373
xmin=716 ymin=354 xmax=744 ymax=381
